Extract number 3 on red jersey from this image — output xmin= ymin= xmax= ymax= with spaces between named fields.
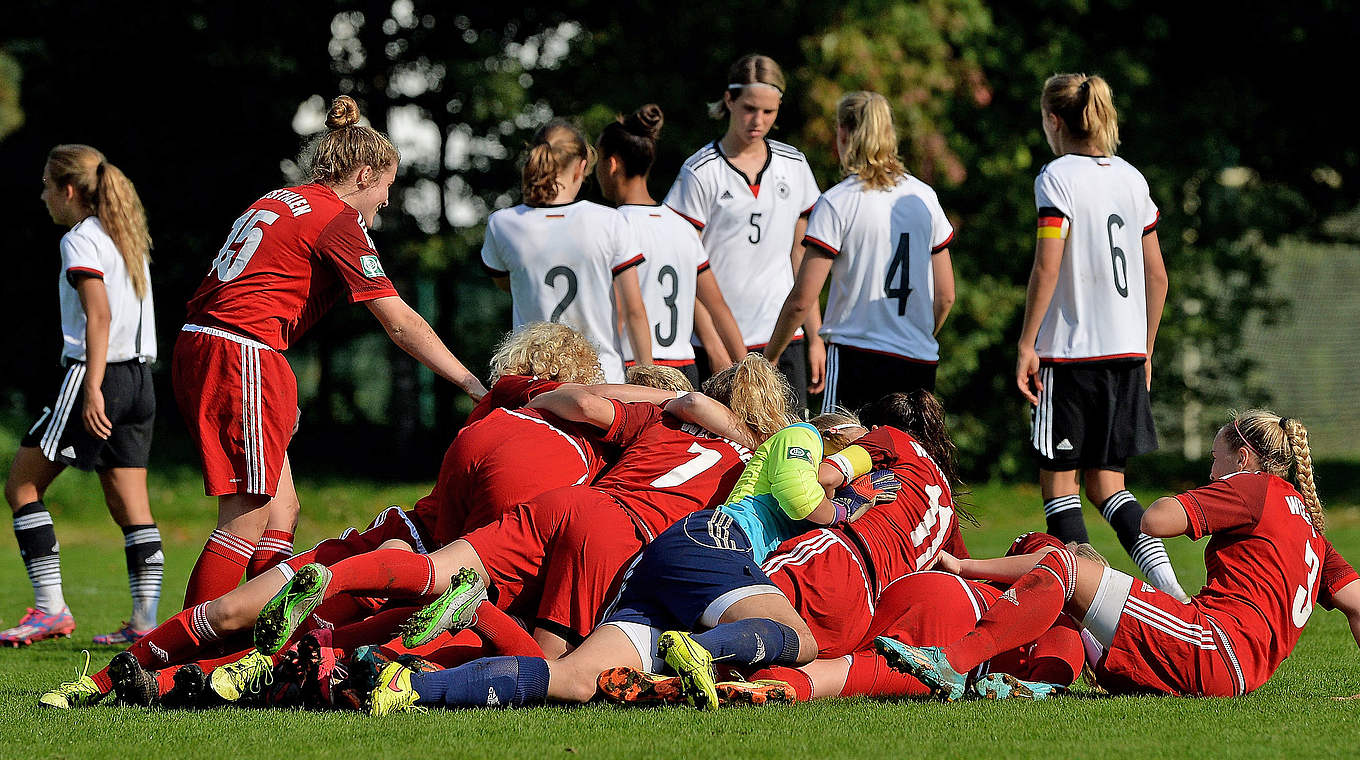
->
xmin=212 ymin=209 xmax=280 ymax=282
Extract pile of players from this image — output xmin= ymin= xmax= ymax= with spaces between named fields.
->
xmin=37 ymin=322 xmax=1360 ymax=713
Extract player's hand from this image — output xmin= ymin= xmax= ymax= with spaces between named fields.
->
xmin=82 ymin=387 xmax=112 ymax=440
xmin=464 ymin=376 xmax=489 ymax=402
xmin=933 ymin=551 xmax=962 ymax=575
xmin=806 ymin=337 xmax=826 ymax=394
xmin=1016 ymin=346 xmax=1042 ymax=405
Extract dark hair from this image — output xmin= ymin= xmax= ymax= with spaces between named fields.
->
xmin=859 ymin=391 xmax=975 ymax=524
xmin=597 ymin=104 xmax=664 ymax=178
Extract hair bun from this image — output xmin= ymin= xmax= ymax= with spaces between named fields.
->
xmin=325 ymin=95 xmax=362 ymax=130
xmin=625 ymin=104 xmax=664 ymax=140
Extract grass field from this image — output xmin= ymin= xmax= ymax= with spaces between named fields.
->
xmin=2 ymin=424 xmax=1360 ymax=759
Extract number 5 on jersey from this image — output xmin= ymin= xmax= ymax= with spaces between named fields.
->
xmin=213 ymin=209 xmax=280 ymax=282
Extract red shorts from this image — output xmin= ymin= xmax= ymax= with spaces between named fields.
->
xmin=173 ymin=326 xmax=297 ymax=497
xmin=763 ymin=529 xmax=875 ymax=658
xmin=1096 ymin=583 xmax=1245 ymax=697
xmin=411 ymin=408 xmax=601 ymax=548
xmin=865 ymin=571 xmax=997 ymax=649
xmin=464 ymin=486 xmax=644 ymax=639
xmin=286 ymin=506 xmax=430 ymax=572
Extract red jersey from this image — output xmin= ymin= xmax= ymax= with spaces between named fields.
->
xmin=1176 ymin=471 xmax=1359 ymax=692
xmin=185 ymin=183 xmax=399 ymax=350
xmin=465 ymin=376 xmax=562 ymax=426
xmin=843 ymin=426 xmax=957 ymax=593
xmin=595 ymin=400 xmax=753 ymax=539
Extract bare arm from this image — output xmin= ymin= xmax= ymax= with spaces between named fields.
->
xmin=75 ymin=276 xmax=112 ymax=439
xmin=1142 ymin=231 xmax=1168 ymax=391
xmin=953 ymin=552 xmax=1050 ymax=585
xmin=585 ymin=383 xmax=683 ymax=404
xmin=695 ymin=269 xmax=747 ymax=364
xmin=766 ymin=250 xmax=832 ymax=363
xmin=1141 ymin=496 xmax=1189 ymax=538
xmin=614 ymin=269 xmax=652 ymax=367
xmin=663 ymin=392 xmax=755 ymax=449
xmin=366 ymin=296 xmax=488 ymax=401
xmin=1015 ymin=237 xmax=1065 ymax=404
xmin=931 ymin=249 xmax=956 ymax=336
xmin=692 ymin=301 xmax=734 ymax=372
xmin=790 ymin=216 xmax=826 ymax=392
xmin=525 ymin=384 xmax=618 ymax=430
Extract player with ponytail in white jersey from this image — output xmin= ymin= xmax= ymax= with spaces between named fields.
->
xmin=766 ymin=91 xmax=955 ymax=413
xmin=4 ymin=145 xmax=162 ymax=647
xmin=665 ymin=54 xmax=822 ymax=409
xmin=595 ymin=104 xmax=747 ymax=388
xmin=1015 ymin=74 xmax=1185 ymax=600
xmin=482 ymin=119 xmax=651 ymax=384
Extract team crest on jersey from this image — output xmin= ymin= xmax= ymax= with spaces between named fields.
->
xmin=776 ymin=181 xmax=790 ymax=199
xmin=786 ymin=446 xmax=812 ymax=462
xmin=360 ymin=255 xmax=386 ymax=279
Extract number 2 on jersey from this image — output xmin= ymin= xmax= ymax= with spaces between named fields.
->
xmin=544 ymin=265 xmax=578 ymax=322
xmin=884 ymin=233 xmax=912 ymax=316
xmin=213 ymin=209 xmax=281 ymax=282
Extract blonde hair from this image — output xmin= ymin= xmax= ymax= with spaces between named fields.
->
xmin=488 ymin=322 xmax=604 ymax=385
xmin=306 ymin=95 xmax=400 ymax=185
xmin=1041 ymin=73 xmax=1120 ymax=155
xmin=46 ymin=144 xmax=151 ymax=300
xmin=701 ymin=353 xmax=796 ymax=443
xmin=709 ymin=54 xmax=786 ymax=120
xmin=523 ymin=119 xmax=595 ymax=207
xmin=837 ymin=92 xmax=905 ymax=191
xmin=1221 ymin=409 xmax=1324 ymax=532
xmin=1067 ymin=542 xmax=1109 ymax=567
xmin=810 ymin=407 xmax=867 ymax=455
xmin=625 ymin=364 xmax=694 ymax=393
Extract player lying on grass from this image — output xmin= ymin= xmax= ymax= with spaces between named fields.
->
xmin=34 ymin=326 xmax=672 ymax=708
xmin=252 ymin=354 xmax=791 ymax=662
xmin=878 ymin=410 xmax=1360 ymax=699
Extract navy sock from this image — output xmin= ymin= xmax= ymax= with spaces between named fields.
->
xmin=1043 ymin=494 xmax=1088 ymax=543
xmin=410 ymin=656 xmax=549 ymax=707
xmin=691 ymin=619 xmax=800 ymax=668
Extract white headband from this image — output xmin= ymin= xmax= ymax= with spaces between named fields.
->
xmin=728 ymin=82 xmax=784 ymax=96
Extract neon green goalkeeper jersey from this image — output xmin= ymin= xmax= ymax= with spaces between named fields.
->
xmin=717 ymin=422 xmax=826 ymax=564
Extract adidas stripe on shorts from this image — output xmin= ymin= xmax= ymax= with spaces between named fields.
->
xmin=1029 ymin=357 xmax=1157 ymax=471
xmin=21 ymin=359 xmax=154 ymax=470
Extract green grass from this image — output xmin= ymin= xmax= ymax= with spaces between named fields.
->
xmin=2 ymin=429 xmax=1360 ymax=758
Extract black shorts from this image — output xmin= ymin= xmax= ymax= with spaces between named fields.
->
xmin=821 ymin=343 xmax=936 ymax=415
xmin=21 ymin=359 xmax=155 ymax=470
xmin=1029 ymin=358 xmax=1156 ymax=471
xmin=694 ymin=338 xmax=808 ymax=417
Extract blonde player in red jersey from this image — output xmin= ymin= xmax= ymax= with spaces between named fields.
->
xmin=171 ymin=96 xmax=487 ymax=609
xmin=595 ymin=104 xmax=747 ymax=387
xmin=481 ymin=119 xmax=651 ymax=384
xmin=767 ymin=91 xmax=956 ymax=413
xmin=1016 ymin=74 xmax=1186 ymax=601
xmin=665 ymin=54 xmax=823 ymax=409
xmin=878 ymin=410 xmax=1360 ymax=699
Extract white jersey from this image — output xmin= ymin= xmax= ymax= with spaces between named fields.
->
xmin=1033 ymin=154 xmax=1160 ymax=361
xmin=481 ymin=201 xmax=643 ymax=382
xmin=617 ymin=204 xmax=709 ymax=364
xmin=805 ymin=173 xmax=954 ymax=361
xmin=664 ymin=139 xmax=820 ymax=347
xmin=58 ymin=216 xmax=157 ymax=364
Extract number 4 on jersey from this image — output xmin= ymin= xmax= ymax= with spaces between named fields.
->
xmin=884 ymin=233 xmax=911 ymax=316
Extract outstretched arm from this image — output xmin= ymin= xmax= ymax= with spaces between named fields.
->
xmin=663 ymin=392 xmax=755 ymax=449
xmin=525 ymin=384 xmax=619 ymax=430
xmin=367 ymin=296 xmax=487 ymax=400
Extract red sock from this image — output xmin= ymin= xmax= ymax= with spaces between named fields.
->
xmin=91 ymin=604 xmax=219 ymax=693
xmin=410 ymin=629 xmax=489 ymax=667
xmin=183 ymin=529 xmax=255 ymax=608
xmin=840 ymin=651 xmax=928 ymax=698
xmin=246 ymin=530 xmax=294 ymax=579
xmin=943 ymin=549 xmax=1076 ymax=673
xmin=326 ymin=549 xmax=436 ymax=598
xmin=472 ymin=601 xmax=543 ymax=657
xmin=749 ymin=666 xmax=813 ymax=701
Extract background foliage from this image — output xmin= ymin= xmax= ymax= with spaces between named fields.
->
xmin=3 ymin=0 xmax=1357 ymax=480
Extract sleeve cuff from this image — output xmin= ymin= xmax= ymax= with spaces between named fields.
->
xmin=1143 ymin=210 xmax=1161 ymax=236
xmin=931 ymin=230 xmax=955 ymax=254
xmin=1175 ymin=493 xmax=1206 ymax=539
xmin=602 ymin=398 xmax=629 ymax=441
xmin=65 ymin=266 xmax=104 ymax=286
xmin=611 ymin=254 xmax=645 ymax=276
xmin=803 ymin=236 xmax=839 ymax=256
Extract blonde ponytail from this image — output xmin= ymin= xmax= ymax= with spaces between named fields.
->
xmin=47 ymin=144 xmax=152 ymax=300
xmin=837 ymin=91 xmax=906 ymax=191
xmin=701 ymin=352 xmax=796 ymax=443
xmin=1041 ymin=73 xmax=1121 ymax=155
xmin=522 ymin=119 xmax=594 ymax=207
xmin=1223 ymin=409 xmax=1325 ymax=532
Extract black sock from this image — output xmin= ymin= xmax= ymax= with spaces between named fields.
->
xmin=1100 ymin=491 xmax=1185 ymax=597
xmin=1043 ymin=494 xmax=1088 ymax=543
xmin=122 ymin=523 xmax=164 ymax=629
xmin=13 ymin=501 xmax=64 ymax=612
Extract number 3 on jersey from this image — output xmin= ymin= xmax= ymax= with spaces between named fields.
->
xmin=213 ymin=209 xmax=280 ymax=282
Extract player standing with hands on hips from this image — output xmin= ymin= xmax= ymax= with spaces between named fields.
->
xmin=3 ymin=145 xmax=162 ymax=647
xmin=481 ymin=119 xmax=652 ymax=383
xmin=173 ymin=96 xmax=486 ymax=608
xmin=665 ymin=54 xmax=822 ymax=410
xmin=766 ymin=91 xmax=956 ymax=412
xmin=1015 ymin=74 xmax=1186 ymax=600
